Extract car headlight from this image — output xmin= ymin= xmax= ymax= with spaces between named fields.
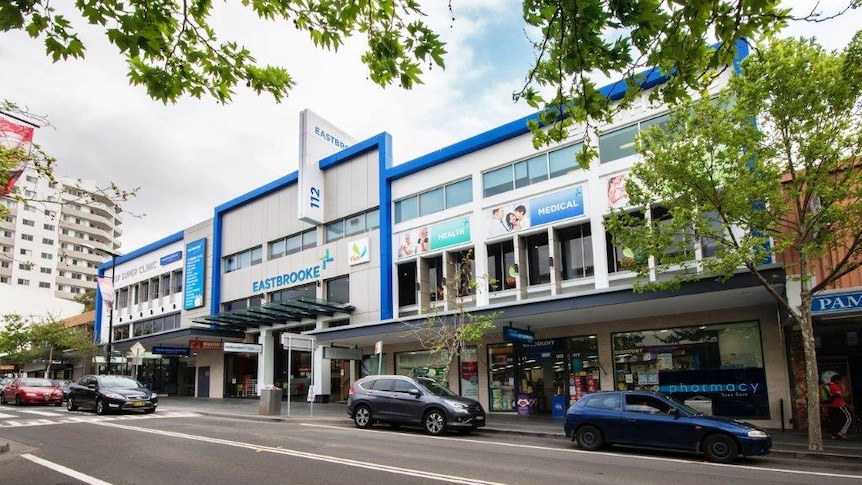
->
xmin=444 ymin=400 xmax=469 ymax=412
xmin=103 ymin=392 xmax=125 ymax=400
xmin=747 ymin=430 xmax=768 ymax=438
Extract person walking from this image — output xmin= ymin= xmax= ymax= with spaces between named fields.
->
xmin=828 ymin=374 xmax=853 ymax=440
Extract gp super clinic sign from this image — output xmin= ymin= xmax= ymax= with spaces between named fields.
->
xmin=297 ymin=109 xmax=357 ymax=225
xmin=183 ymin=238 xmax=207 ymax=310
xmin=812 ymin=290 xmax=862 ymax=315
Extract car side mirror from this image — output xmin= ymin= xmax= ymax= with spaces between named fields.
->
xmin=408 ymin=389 xmax=422 ymax=398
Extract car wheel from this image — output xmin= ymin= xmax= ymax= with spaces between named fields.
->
xmin=702 ymin=434 xmax=738 ymax=464
xmin=423 ymin=409 xmax=446 ymax=436
xmin=96 ymin=399 xmax=108 ymax=416
xmin=353 ymin=405 xmax=373 ymax=429
xmin=0 ymin=393 xmax=6 ymax=405
xmin=67 ymin=398 xmax=78 ymax=411
xmin=576 ymin=425 xmax=604 ymax=451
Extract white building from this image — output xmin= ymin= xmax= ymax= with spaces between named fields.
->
xmin=0 ymin=165 xmax=123 ymax=300
xmin=95 ymin=41 xmax=798 ymax=429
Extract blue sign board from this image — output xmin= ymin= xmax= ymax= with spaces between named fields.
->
xmin=160 ymin=250 xmax=182 ymax=266
xmin=812 ymin=290 xmax=862 ymax=315
xmin=152 ymin=346 xmax=190 ymax=356
xmin=503 ymin=326 xmax=535 ymax=344
xmin=183 ymin=238 xmax=207 ymax=310
xmin=529 ymin=186 xmax=585 ymax=227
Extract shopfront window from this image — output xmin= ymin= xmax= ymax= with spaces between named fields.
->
xmin=489 ymin=344 xmax=515 ymax=411
xmin=397 ymin=261 xmax=417 ymax=306
xmin=524 ymin=232 xmax=550 ymax=285
xmin=612 ymin=321 xmax=768 ymax=418
xmin=395 ymin=350 xmax=449 ymax=385
xmin=568 ymin=336 xmax=600 ymax=404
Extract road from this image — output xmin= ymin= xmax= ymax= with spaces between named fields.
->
xmin=1 ymin=404 xmax=861 ymax=485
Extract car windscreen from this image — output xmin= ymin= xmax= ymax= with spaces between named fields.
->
xmin=20 ymin=378 xmax=54 ymax=387
xmin=417 ymin=378 xmax=457 ymax=397
xmin=100 ymin=377 xmax=144 ymax=389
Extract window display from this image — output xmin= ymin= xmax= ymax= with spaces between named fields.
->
xmin=612 ymin=321 xmax=769 ymax=418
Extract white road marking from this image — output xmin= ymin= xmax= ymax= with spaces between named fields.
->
xmin=96 ymin=421 xmax=507 ymax=485
xmin=22 ymin=453 xmax=115 ymax=485
xmin=0 ymin=411 xmax=199 ymax=428
xmin=301 ymin=423 xmax=862 ymax=480
xmin=0 ymin=412 xmax=16 ymax=419
xmin=18 ymin=409 xmax=65 ymax=416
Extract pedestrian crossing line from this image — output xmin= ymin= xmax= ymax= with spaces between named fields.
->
xmin=0 ymin=413 xmax=16 ymax=419
xmin=18 ymin=409 xmax=65 ymax=417
xmin=0 ymin=411 xmax=201 ymax=428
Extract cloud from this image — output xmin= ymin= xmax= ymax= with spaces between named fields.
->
xmin=1 ymin=2 xmax=859 ymax=253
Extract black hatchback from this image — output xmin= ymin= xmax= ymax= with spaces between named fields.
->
xmin=67 ymin=375 xmax=158 ymax=415
xmin=347 ymin=375 xmax=486 ymax=435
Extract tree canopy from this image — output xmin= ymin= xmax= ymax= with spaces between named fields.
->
xmin=0 ymin=313 xmax=98 ymax=376
xmin=604 ymin=34 xmax=862 ymax=451
xmin=3 ymin=1 xmax=857 ymax=140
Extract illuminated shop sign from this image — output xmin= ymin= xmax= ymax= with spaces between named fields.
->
xmin=160 ymin=251 xmax=182 ymax=265
xmin=503 ymin=326 xmax=534 ymax=344
xmin=183 ymin=238 xmax=206 ymax=310
xmin=252 ymin=249 xmax=334 ymax=293
xmin=395 ymin=217 xmax=471 ymax=259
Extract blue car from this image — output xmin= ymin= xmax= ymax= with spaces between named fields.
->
xmin=563 ymin=390 xmax=771 ymax=463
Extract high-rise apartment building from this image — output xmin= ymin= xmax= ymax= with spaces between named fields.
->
xmin=0 ymin=165 xmax=123 ymax=300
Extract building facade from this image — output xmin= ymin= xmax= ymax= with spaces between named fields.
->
xmin=1 ymin=165 xmax=123 ymax=300
xmin=96 ymin=42 xmax=815 ymax=429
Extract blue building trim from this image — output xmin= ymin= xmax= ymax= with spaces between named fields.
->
xmin=94 ymin=230 xmax=184 ymax=343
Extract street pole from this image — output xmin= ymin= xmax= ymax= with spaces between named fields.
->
xmin=106 ymin=252 xmax=116 ymax=375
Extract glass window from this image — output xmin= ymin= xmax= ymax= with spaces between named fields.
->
xmin=514 ymin=154 xmax=548 ymax=188
xmin=251 ymin=246 xmax=263 ymax=265
xmin=483 ymin=166 xmax=514 ymax=197
xmin=584 ymin=393 xmax=621 ymax=411
xmin=700 ymin=211 xmax=723 ymax=258
xmin=345 ymin=213 xmax=366 ymax=236
xmin=397 ymin=261 xmax=417 ymax=306
xmin=487 ymin=240 xmax=516 ymax=291
xmin=326 ymin=275 xmax=349 ymax=303
xmin=366 ymin=209 xmax=380 ymax=230
xmin=524 ymin=232 xmax=550 ymax=285
xmin=451 ymin=249 xmax=474 ymax=297
xmin=326 ymin=220 xmax=344 ymax=242
xmin=445 ymin=179 xmax=472 ymax=208
xmin=419 ymin=187 xmax=445 ymax=217
xmin=557 ymin=224 xmax=594 ymax=280
xmin=395 ymin=350 xmax=449 ymax=382
xmin=271 ymin=283 xmax=316 ymax=301
xmin=395 ymin=196 xmax=418 ymax=223
xmin=285 ymin=234 xmax=301 ymax=254
xmin=238 ymin=251 xmax=251 ymax=268
xmin=549 ymin=143 xmax=582 ymax=178
xmin=425 ymin=256 xmax=444 ymax=301
xmin=488 ymin=344 xmax=515 ymax=411
xmin=640 ymin=113 xmax=669 ymax=132
xmin=270 ymin=239 xmax=286 ymax=259
xmin=612 ymin=321 xmax=768 ymax=419
xmin=302 ymin=229 xmax=317 ymax=249
xmin=599 ymin=124 xmax=638 ymax=163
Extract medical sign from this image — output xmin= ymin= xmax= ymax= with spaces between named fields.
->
xmin=183 ymin=238 xmax=207 ymax=310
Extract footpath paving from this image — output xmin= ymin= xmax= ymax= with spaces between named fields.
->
xmin=156 ymin=396 xmax=862 ymax=462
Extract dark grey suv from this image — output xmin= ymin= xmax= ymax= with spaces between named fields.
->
xmin=346 ymin=375 xmax=486 ymax=435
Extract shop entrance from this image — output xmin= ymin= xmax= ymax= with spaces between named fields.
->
xmin=224 ymin=353 xmax=259 ymax=397
xmin=330 ymin=359 xmax=351 ymax=403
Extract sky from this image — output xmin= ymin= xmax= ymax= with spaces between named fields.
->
xmin=1 ymin=1 xmax=860 ymax=254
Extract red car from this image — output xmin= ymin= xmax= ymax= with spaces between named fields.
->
xmin=0 ymin=377 xmax=64 ymax=406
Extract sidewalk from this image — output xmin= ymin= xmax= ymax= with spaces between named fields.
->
xmin=158 ymin=396 xmax=862 ymax=462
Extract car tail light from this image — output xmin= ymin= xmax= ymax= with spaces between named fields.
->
xmin=348 ymin=384 xmax=355 ymax=395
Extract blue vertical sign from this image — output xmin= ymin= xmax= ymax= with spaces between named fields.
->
xmin=184 ymin=238 xmax=207 ymax=310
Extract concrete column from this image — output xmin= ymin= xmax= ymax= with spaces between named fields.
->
xmin=257 ymin=328 xmax=275 ymax=390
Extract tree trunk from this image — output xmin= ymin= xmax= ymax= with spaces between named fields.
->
xmin=45 ymin=347 xmax=53 ymax=379
xmin=799 ymin=276 xmax=824 ymax=451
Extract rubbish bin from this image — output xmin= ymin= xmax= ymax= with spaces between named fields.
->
xmin=551 ymin=395 xmax=566 ymax=418
xmin=259 ymin=386 xmax=282 ymax=416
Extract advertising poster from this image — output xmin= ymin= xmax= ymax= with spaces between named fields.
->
xmin=396 ymin=216 xmax=471 ymax=259
xmin=460 ymin=347 xmax=479 ymax=399
xmin=605 ymin=172 xmax=629 ymax=209
xmin=485 ymin=184 xmax=585 ymax=237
